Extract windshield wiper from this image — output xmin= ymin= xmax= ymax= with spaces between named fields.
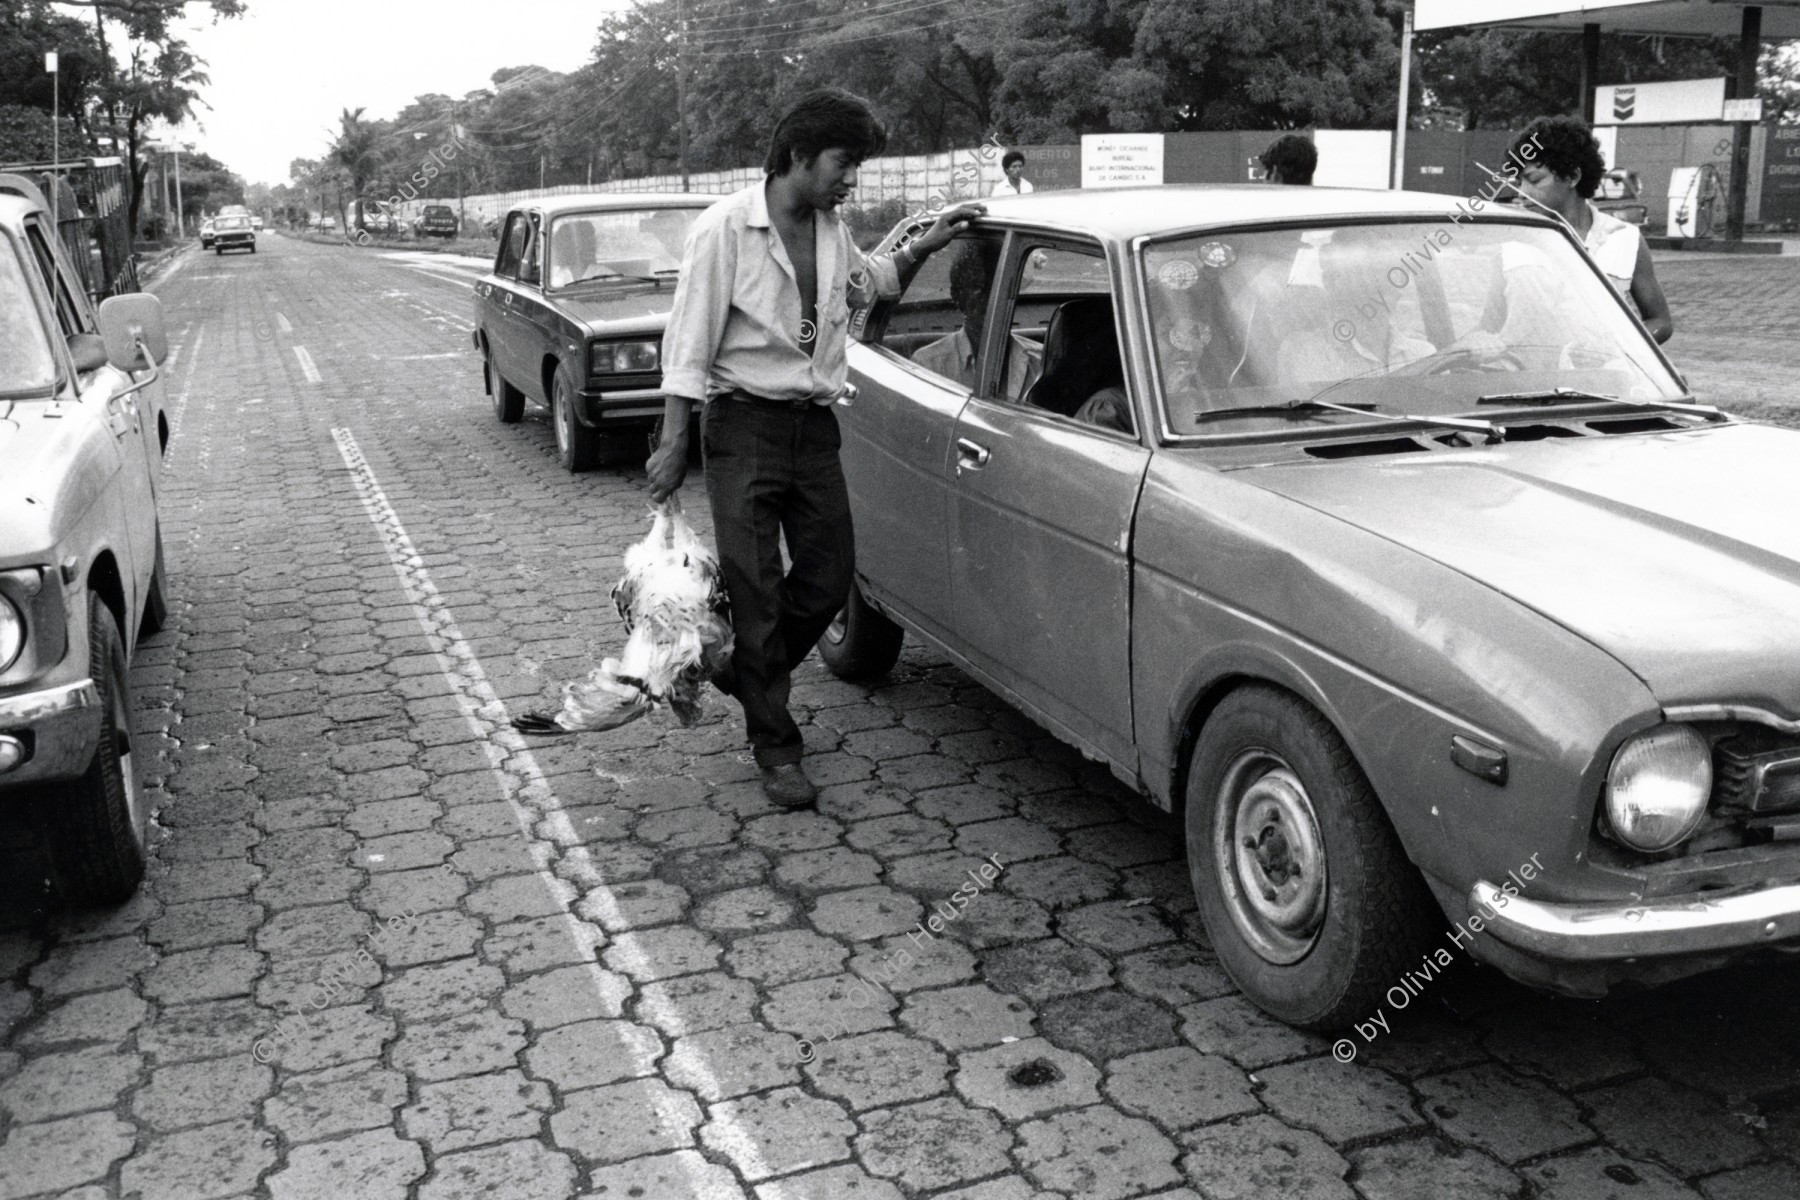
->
xmin=1476 ymin=386 xmax=1726 ymax=421
xmin=1197 ymin=398 xmax=1503 ymax=443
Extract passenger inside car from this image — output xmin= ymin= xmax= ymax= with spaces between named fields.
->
xmin=1022 ymin=295 xmax=1130 ymax=433
xmin=912 ymin=240 xmax=999 ymax=389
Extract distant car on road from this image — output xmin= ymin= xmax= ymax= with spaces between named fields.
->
xmin=211 ymin=213 xmax=255 ymax=255
xmin=473 ymin=193 xmax=717 ymax=470
xmin=0 ymin=172 xmax=174 ymax=906
xmin=414 ymin=204 xmax=459 ymax=240
xmin=198 ymin=218 xmax=215 ymax=248
xmin=252 ymin=215 xmax=264 ymax=231
xmin=831 ymin=185 xmax=1800 ymax=1029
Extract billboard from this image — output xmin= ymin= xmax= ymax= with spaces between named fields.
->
xmin=1763 ymin=124 xmax=1800 ymax=223
xmin=1594 ymin=77 xmax=1727 ymax=125
xmin=1081 ymin=134 xmax=1164 ymax=188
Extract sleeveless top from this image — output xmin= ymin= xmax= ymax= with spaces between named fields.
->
xmin=1583 ymin=203 xmax=1640 ymax=296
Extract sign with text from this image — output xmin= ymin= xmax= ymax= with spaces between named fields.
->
xmin=1082 ymin=134 xmax=1164 ymax=189
xmin=1723 ymin=98 xmax=1764 ymax=123
xmin=1762 ymin=125 xmax=1800 ymax=223
xmin=1594 ymin=78 xmax=1726 ymax=125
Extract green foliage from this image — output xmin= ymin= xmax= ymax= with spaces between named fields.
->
xmin=0 ymin=104 xmax=89 ymax=164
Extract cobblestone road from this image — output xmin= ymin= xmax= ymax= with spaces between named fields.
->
xmin=1 ymin=234 xmax=1798 ymax=1200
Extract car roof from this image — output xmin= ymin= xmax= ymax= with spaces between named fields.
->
xmin=973 ymin=184 xmax=1559 ymax=242
xmin=522 ymin=192 xmax=723 ymax=219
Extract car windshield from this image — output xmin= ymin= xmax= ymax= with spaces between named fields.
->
xmin=1140 ymin=220 xmax=1686 ymax=435
xmin=547 ymin=208 xmax=703 ymax=288
xmin=217 ymin=216 xmax=251 ymax=230
xmin=0 ymin=242 xmax=57 ymax=399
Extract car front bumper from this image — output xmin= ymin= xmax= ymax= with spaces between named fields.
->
xmin=576 ymin=384 xmax=667 ymax=425
xmin=1470 ymin=878 xmax=1800 ymax=960
xmin=0 ymin=679 xmax=102 ymax=786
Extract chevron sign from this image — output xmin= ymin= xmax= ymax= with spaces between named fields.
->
xmin=1613 ymin=88 xmax=1637 ymax=121
xmin=1595 ymin=78 xmax=1726 ymax=125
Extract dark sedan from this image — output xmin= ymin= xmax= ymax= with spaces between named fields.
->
xmin=472 ymin=193 xmax=717 ymax=470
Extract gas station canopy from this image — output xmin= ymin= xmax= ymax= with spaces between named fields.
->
xmin=1416 ymin=1 xmax=1800 ymax=37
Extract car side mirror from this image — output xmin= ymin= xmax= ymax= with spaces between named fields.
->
xmin=68 ymin=332 xmax=109 ymax=373
xmin=96 ymin=293 xmax=169 ymax=369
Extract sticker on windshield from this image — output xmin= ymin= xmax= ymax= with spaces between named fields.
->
xmin=1167 ymin=319 xmax=1212 ymax=353
xmin=1157 ymin=259 xmax=1200 ymax=290
xmin=1198 ymin=242 xmax=1236 ymax=269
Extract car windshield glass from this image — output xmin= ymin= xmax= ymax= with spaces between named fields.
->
xmin=0 ymin=242 xmax=57 ymax=399
xmin=216 ymin=216 xmax=251 ymax=230
xmin=547 ymin=208 xmax=702 ymax=288
xmin=1141 ymin=220 xmax=1685 ymax=435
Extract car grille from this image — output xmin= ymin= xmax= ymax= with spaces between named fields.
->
xmin=1715 ymin=733 xmax=1800 ymax=815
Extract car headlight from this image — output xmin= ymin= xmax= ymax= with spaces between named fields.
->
xmin=1605 ymin=724 xmax=1712 ymax=851
xmin=590 ymin=340 xmax=660 ymax=376
xmin=0 ymin=595 xmax=22 ymax=672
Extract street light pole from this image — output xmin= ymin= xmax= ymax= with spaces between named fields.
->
xmin=46 ymin=51 xmax=59 ymax=230
xmin=1392 ymin=4 xmax=1413 ymax=190
xmin=676 ymin=0 xmax=691 ymax=192
xmin=173 ymin=145 xmax=186 ymax=239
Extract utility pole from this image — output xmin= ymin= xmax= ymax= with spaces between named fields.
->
xmin=46 ymin=52 xmax=59 ymax=230
xmin=173 ymin=144 xmax=185 ymax=238
xmin=1392 ymin=4 xmax=1413 ymax=189
xmin=1726 ymin=4 xmax=1763 ymax=242
xmin=676 ymin=0 xmax=691 ymax=191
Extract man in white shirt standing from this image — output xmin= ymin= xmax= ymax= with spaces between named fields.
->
xmin=995 ymin=150 xmax=1034 ymax=196
xmin=647 ymin=89 xmax=979 ymax=807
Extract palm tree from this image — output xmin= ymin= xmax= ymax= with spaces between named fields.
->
xmin=330 ymin=106 xmax=381 ymax=233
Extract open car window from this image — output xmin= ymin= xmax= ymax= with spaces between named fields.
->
xmin=495 ymin=213 xmax=528 ymax=279
xmin=987 ymin=242 xmax=1133 ymax=436
xmin=875 ymin=233 xmax=1002 ymax=391
xmin=1141 ymin=220 xmax=1687 ymax=436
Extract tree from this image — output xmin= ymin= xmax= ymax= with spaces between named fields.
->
xmin=173 ymin=149 xmax=241 ymax=221
xmin=98 ymin=36 xmax=210 ymax=236
xmin=329 ymin=106 xmax=385 ymax=232
xmin=1 ymin=2 xmax=109 ymax=149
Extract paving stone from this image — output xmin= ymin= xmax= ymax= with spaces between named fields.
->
xmin=926 ymin=1180 xmax=1066 ymax=1200
xmin=741 ymin=812 xmax=844 ymax=853
xmin=603 ymin=926 xmax=723 ymax=981
xmin=808 ymin=886 xmax=923 ymax=941
xmin=996 ymin=855 xmax=1119 ymax=910
xmin=983 ymin=939 xmax=1113 ymax=1003
xmin=1584 ymin=1076 xmax=1764 ymax=1175
xmin=120 ymin=1117 xmax=278 ymax=1200
xmin=1104 ymin=1046 xmax=1259 ymax=1130
xmin=384 ymin=957 xmax=506 ymax=1020
xmin=1256 ymin=1055 xmax=1423 ymax=1142
xmin=467 ymin=873 xmax=577 ymax=922
xmin=0 ymin=1112 xmax=135 ymax=1197
xmin=772 ymin=847 xmax=883 ymax=893
xmin=343 ymin=796 xmax=443 ymax=838
xmin=665 ymin=1023 xmax=803 ymax=1101
xmin=954 ymin=1036 xmax=1102 ymax=1121
xmin=139 ymin=997 xmax=264 ymax=1064
xmin=27 ymin=937 xmax=155 ymax=997
xmin=1347 ymin=1140 xmax=1524 ymax=1200
xmin=765 ymin=973 xmax=899 ymax=1039
xmin=419 ymin=1139 xmax=578 ymax=1200
xmin=1179 ymin=996 xmax=1330 ymax=1068
xmin=1177 ymin=1115 xmax=1354 ymax=1200
xmin=692 ymin=886 xmax=797 ymax=934
xmin=1059 ymin=900 xmax=1178 ymax=954
xmin=640 ymin=971 xmax=761 ymax=1036
xmin=579 ymin=1149 xmax=746 ymax=1200
xmin=1017 ymin=1105 xmax=1183 ymax=1200
xmin=1116 ymin=946 xmax=1236 ymax=1007
xmin=1414 ymin=1064 xmax=1592 ymax=1164
xmin=804 ymin=1029 xmax=951 ymax=1110
xmin=361 ymin=865 xmax=469 ymax=917
xmin=14 ymin=988 xmax=148 ymax=1046
xmin=815 ymin=780 xmax=912 ymax=823
xmin=912 ymin=783 xmax=1016 ymax=826
xmin=0 ymin=1047 xmax=141 ymax=1122
xmin=1519 ymin=1148 xmax=1699 ymax=1200
xmin=133 ymin=1055 xmax=274 ymax=1131
xmin=856 ymin=1095 xmax=1016 ymax=1192
xmin=550 ymin=1078 xmax=704 ymax=1165
xmin=403 ymin=1068 xmax=550 ymax=1153
xmin=900 ymin=983 xmax=1037 ymax=1051
xmin=266 ymin=1127 xmax=426 ymax=1200
xmin=499 ymin=962 xmax=631 ymax=1028
xmin=725 ymin=930 xmax=849 ymax=986
xmin=953 ymin=894 xmax=1054 ymax=948
xmin=262 ymin=1062 xmax=410 ymax=1142
xmin=656 ymin=846 xmax=772 ymax=897
xmin=272 ymin=1003 xmax=398 ymax=1074
xmin=152 ymin=858 xmax=264 ymax=902
xmin=701 ymin=1087 xmax=855 ymax=1182
xmin=1064 ymin=822 xmax=1179 ymax=869
xmin=847 ymin=933 xmax=979 ymax=993
xmin=1699 ymin=1162 xmax=1800 ymax=1200
xmin=525 ymin=1019 xmax=662 ymax=1092
xmin=256 ymin=902 xmax=371 ymax=959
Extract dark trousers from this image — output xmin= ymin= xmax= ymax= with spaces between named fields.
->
xmin=702 ymin=397 xmax=854 ymax=766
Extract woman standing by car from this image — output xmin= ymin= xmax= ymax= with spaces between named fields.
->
xmin=1509 ymin=115 xmax=1673 ymax=344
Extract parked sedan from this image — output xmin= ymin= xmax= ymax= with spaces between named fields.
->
xmin=473 ymin=193 xmax=718 ymax=471
xmin=0 ymin=175 xmax=173 ymax=906
xmin=212 ymin=213 xmax=256 ymax=255
xmin=827 ymin=184 xmax=1800 ymax=1028
xmin=198 ymin=217 xmax=215 ymax=248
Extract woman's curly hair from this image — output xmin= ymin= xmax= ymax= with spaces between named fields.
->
xmin=1511 ymin=115 xmax=1607 ymax=198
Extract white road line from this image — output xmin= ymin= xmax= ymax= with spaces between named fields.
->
xmin=329 ymin=429 xmax=773 ymax=1184
xmin=293 ymin=345 xmax=322 ymax=383
xmin=276 ymin=312 xmax=293 ymax=334
xmin=168 ymin=328 xmax=205 ymax=436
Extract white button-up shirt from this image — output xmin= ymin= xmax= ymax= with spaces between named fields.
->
xmin=660 ymin=180 xmax=901 ymax=405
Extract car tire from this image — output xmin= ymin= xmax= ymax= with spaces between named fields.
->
xmin=819 ymin=579 xmax=903 ymax=680
xmin=553 ymin=366 xmax=601 ymax=473
xmin=488 ymin=351 xmax=524 ymax=424
xmin=140 ymin=524 xmax=170 ymax=639
xmin=214 ymin=247 xmax=222 ymax=256
xmin=1186 ymin=684 xmax=1435 ymax=1031
xmin=37 ymin=594 xmax=149 ymax=907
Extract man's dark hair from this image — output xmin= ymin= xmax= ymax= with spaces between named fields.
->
xmin=1001 ymin=149 xmax=1026 ymax=171
xmin=1512 ymin=115 xmax=1606 ymax=198
xmin=1259 ymin=134 xmax=1316 ymax=185
xmin=765 ymin=88 xmax=889 ymax=176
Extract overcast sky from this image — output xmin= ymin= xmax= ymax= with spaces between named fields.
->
xmin=99 ymin=0 xmax=630 ymax=186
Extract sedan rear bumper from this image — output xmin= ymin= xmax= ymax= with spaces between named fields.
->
xmin=1470 ymin=878 xmax=1800 ymax=960
xmin=0 ymin=679 xmax=102 ymax=785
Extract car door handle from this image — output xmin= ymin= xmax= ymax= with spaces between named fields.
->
xmin=956 ymin=438 xmax=991 ymax=469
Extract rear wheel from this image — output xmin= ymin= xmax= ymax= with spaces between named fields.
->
xmin=1186 ymin=685 xmax=1435 ymax=1030
xmin=38 ymin=594 xmax=149 ymax=906
xmin=488 ymin=349 xmax=524 ymax=423
xmin=553 ymin=366 xmax=602 ymax=472
xmin=819 ymin=579 xmax=904 ymax=680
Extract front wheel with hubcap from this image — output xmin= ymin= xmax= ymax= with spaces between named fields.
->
xmin=819 ymin=579 xmax=903 ymax=680
xmin=1186 ymin=685 xmax=1435 ymax=1030
xmin=37 ymin=594 xmax=148 ymax=906
xmin=553 ymin=366 xmax=602 ymax=472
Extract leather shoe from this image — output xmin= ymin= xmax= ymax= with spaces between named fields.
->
xmin=759 ymin=761 xmax=818 ymax=809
